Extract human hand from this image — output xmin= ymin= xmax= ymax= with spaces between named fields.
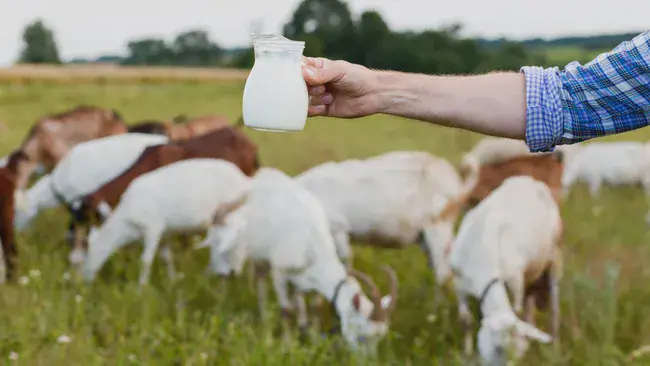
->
xmin=301 ymin=57 xmax=380 ymax=118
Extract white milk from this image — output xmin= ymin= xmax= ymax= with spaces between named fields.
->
xmin=242 ymin=44 xmax=309 ymax=132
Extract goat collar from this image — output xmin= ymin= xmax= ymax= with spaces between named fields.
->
xmin=49 ymin=178 xmax=76 ymax=213
xmin=330 ymin=276 xmax=348 ymax=314
xmin=327 ymin=276 xmax=349 ymax=335
xmin=479 ymin=277 xmax=502 ymax=311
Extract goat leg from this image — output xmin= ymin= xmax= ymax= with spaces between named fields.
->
xmin=456 ymin=290 xmax=474 ymax=356
xmin=159 ymin=243 xmax=176 ymax=282
xmin=550 ymin=267 xmax=561 ymax=349
xmin=272 ymin=270 xmax=293 ymax=344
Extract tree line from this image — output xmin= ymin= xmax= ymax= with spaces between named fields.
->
xmin=17 ymin=0 xmax=643 ymax=75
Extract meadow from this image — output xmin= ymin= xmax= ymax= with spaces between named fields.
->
xmin=541 ymin=46 xmax=609 ymax=67
xmin=1 ymin=66 xmax=650 ymax=365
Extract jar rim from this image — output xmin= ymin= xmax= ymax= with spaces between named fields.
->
xmin=251 ymin=33 xmax=305 ymax=50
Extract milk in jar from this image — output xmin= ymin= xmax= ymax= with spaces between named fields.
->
xmin=242 ymin=35 xmax=309 ymax=132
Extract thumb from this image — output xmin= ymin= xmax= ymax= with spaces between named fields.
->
xmin=301 ymin=57 xmax=342 ymax=86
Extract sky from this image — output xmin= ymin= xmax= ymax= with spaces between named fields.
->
xmin=0 ymin=0 xmax=648 ymax=66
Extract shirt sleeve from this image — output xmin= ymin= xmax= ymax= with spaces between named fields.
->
xmin=520 ymin=30 xmax=650 ymax=152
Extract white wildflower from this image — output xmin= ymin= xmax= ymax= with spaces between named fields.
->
xmin=75 ymin=294 xmax=83 ymax=303
xmin=8 ymin=351 xmax=18 ymax=361
xmin=177 ymin=272 xmax=186 ymax=280
xmin=28 ymin=269 xmax=41 ymax=278
xmin=57 ymin=335 xmax=71 ymax=344
xmin=426 ymin=313 xmax=436 ymax=323
xmin=62 ymin=272 xmax=71 ymax=281
xmin=18 ymin=276 xmax=29 ymax=286
xmin=128 ymin=354 xmax=137 ymax=362
xmin=200 ymin=352 xmax=208 ymax=360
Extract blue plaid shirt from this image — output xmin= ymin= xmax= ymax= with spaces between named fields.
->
xmin=520 ymin=30 xmax=650 ymax=152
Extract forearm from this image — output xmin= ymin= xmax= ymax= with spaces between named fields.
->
xmin=373 ymin=71 xmax=528 ymax=140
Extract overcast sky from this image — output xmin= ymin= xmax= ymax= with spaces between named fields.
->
xmin=0 ymin=0 xmax=647 ymax=66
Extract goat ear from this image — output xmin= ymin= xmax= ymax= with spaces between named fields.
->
xmin=515 ymin=320 xmax=553 ymax=343
xmin=380 ymin=294 xmax=392 ymax=310
xmin=352 ymin=293 xmax=361 ymax=311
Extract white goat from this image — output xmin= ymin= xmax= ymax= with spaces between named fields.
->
xmin=560 ymin=141 xmax=650 ymax=197
xmin=461 ymin=137 xmax=533 ymax=169
xmin=82 ymin=158 xmax=251 ymax=286
xmin=14 ymin=133 xmax=169 ymax=231
xmin=198 ymin=167 xmax=398 ymax=354
xmin=449 ymin=175 xmax=562 ymax=365
xmin=295 ymin=151 xmax=478 ymax=293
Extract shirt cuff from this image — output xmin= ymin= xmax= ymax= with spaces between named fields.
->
xmin=519 ymin=66 xmax=565 ymax=152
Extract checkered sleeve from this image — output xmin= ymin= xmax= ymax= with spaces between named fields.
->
xmin=520 ymin=30 xmax=650 ymax=152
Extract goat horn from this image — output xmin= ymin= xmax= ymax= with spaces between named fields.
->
xmin=381 ymin=265 xmax=398 ymax=316
xmin=348 ymin=268 xmax=383 ymax=319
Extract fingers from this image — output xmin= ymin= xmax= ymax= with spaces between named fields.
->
xmin=307 ymin=92 xmax=331 ymax=117
xmin=301 ymin=56 xmax=343 ymax=86
xmin=302 ymin=56 xmax=325 ymax=69
xmin=308 ymin=105 xmax=327 ymax=117
xmin=308 ymin=85 xmax=326 ymax=96
xmin=301 ymin=64 xmax=322 ymax=86
xmin=302 ymin=56 xmax=341 ymax=117
xmin=309 ymin=93 xmax=333 ymax=106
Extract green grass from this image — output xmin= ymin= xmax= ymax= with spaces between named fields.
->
xmin=540 ymin=46 xmax=610 ymax=68
xmin=2 ymin=79 xmax=650 ymax=365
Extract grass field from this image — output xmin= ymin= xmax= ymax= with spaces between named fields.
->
xmin=540 ymin=46 xmax=610 ymax=68
xmin=2 ymin=68 xmax=650 ymax=365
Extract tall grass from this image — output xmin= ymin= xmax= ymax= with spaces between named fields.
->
xmin=1 ymin=78 xmax=650 ymax=364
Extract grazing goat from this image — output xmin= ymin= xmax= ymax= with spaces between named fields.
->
xmin=460 ymin=137 xmax=564 ymax=208
xmin=198 ymin=167 xmax=398 ymax=354
xmin=82 ymin=159 xmax=251 ymax=286
xmin=12 ymin=133 xmax=170 ymax=266
xmin=0 ymin=150 xmax=30 ymax=282
xmin=449 ymin=175 xmax=562 ymax=365
xmin=460 ymin=137 xmax=533 ymax=169
xmin=14 ymin=105 xmax=128 ymax=190
xmin=78 ymin=126 xmax=259 ymax=226
xmin=295 ymin=151 xmax=478 ymax=291
xmin=560 ymin=141 xmax=650 ymax=198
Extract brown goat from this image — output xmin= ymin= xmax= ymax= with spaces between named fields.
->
xmin=0 ymin=150 xmax=30 ymax=282
xmin=71 ymin=125 xmax=259 ymax=254
xmin=462 ymin=152 xmax=564 ymax=210
xmin=15 ymin=105 xmax=127 ymax=190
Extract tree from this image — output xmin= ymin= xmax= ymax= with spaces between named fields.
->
xmin=283 ymin=0 xmax=360 ymax=62
xmin=121 ymin=38 xmax=174 ymax=65
xmin=18 ymin=19 xmax=61 ymax=64
xmin=172 ymin=30 xmax=222 ymax=66
xmin=357 ymin=11 xmax=390 ymax=66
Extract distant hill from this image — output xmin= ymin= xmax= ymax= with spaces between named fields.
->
xmin=62 ymin=31 xmax=647 ymax=66
xmin=65 ymin=47 xmax=251 ymax=65
xmin=477 ymin=31 xmax=646 ymax=50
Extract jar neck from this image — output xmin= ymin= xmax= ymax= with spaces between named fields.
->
xmin=253 ymin=49 xmax=303 ymax=63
